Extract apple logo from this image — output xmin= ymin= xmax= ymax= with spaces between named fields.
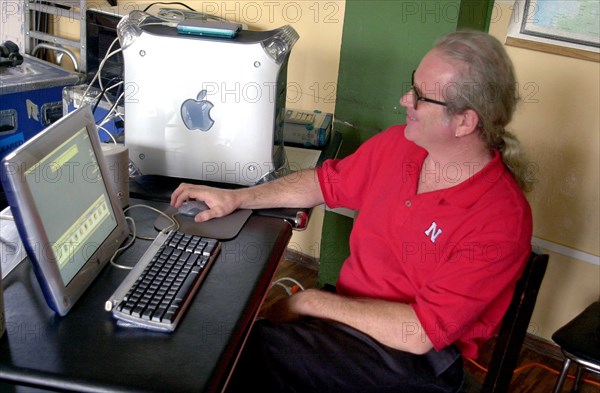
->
xmin=181 ymin=90 xmax=215 ymax=131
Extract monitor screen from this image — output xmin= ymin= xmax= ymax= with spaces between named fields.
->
xmin=23 ymin=127 xmax=118 ymax=285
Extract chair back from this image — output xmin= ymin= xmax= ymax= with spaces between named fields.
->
xmin=481 ymin=251 xmax=549 ymax=393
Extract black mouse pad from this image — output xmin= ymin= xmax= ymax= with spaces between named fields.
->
xmin=154 ymin=206 xmax=252 ymax=240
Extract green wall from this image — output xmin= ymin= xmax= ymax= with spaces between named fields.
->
xmin=335 ymin=0 xmax=461 ymax=142
xmin=318 ymin=0 xmax=492 ymax=287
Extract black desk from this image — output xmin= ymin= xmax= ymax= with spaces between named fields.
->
xmin=0 ymin=199 xmax=292 ymax=392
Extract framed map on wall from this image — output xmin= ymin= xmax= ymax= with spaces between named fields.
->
xmin=506 ymin=0 xmax=600 ymax=62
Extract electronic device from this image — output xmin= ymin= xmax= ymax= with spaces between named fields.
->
xmin=0 ymin=105 xmax=130 ymax=316
xmin=284 ymin=109 xmax=315 ymax=125
xmin=1 ymin=106 xmax=223 ymax=330
xmin=106 ymin=229 xmax=220 ymax=332
xmin=100 ymin=143 xmax=129 ymax=208
xmin=283 ymin=109 xmax=332 ymax=147
xmin=178 ymin=200 xmax=209 ymax=217
xmin=176 ymin=19 xmax=242 ymax=38
xmin=0 ymin=40 xmax=23 ymax=68
xmin=118 ymin=11 xmax=299 ymax=186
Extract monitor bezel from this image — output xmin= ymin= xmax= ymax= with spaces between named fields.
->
xmin=0 ymin=105 xmax=130 ymax=316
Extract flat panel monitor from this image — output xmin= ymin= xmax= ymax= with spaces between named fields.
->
xmin=0 ymin=106 xmax=129 ymax=316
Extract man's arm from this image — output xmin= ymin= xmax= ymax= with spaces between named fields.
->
xmin=170 ymin=168 xmax=324 ymax=222
xmin=272 ymin=289 xmax=434 ymax=355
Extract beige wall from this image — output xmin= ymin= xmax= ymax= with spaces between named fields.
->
xmin=490 ymin=1 xmax=599 ymax=340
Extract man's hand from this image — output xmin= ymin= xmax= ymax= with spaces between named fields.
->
xmin=170 ymin=183 xmax=240 ymax=222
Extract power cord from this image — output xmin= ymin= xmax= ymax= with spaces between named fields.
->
xmin=271 ymin=277 xmax=305 ymax=295
xmin=108 ymin=204 xmax=179 ymax=270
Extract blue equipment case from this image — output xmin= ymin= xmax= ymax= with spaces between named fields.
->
xmin=0 ymin=54 xmax=80 ymax=208
xmin=0 ymin=54 xmax=80 ymax=161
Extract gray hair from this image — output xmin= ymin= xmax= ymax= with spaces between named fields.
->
xmin=434 ymin=30 xmax=533 ymax=192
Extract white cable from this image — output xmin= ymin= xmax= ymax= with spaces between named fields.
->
xmin=271 ymin=277 xmax=305 ymax=295
xmin=273 ymin=277 xmax=305 ymax=291
xmin=110 ymin=216 xmax=137 ymax=270
xmin=108 ymin=204 xmax=179 ymax=270
xmin=97 ymin=46 xmax=122 ymax=94
xmin=272 ymin=282 xmax=292 ymax=296
xmin=98 ymin=91 xmax=125 ymax=127
xmin=83 ymin=37 xmax=120 ymax=100
xmin=123 ymin=204 xmax=179 ymax=240
xmin=99 ymin=81 xmax=125 ymax=117
xmin=98 ymin=126 xmax=118 ymax=144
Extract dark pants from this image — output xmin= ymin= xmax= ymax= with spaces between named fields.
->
xmin=226 ymin=318 xmax=464 ymax=393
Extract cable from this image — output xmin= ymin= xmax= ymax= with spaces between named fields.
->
xmin=82 ymin=37 xmax=121 ymax=102
xmin=97 ymin=91 xmax=125 ymax=130
xmin=109 ymin=216 xmax=137 ymax=270
xmin=466 ymin=357 xmax=487 ymax=372
xmin=123 ymin=204 xmax=179 ymax=240
xmin=272 ymin=282 xmax=293 ymax=295
xmin=92 ymin=77 xmax=123 ymax=115
xmin=108 ymin=204 xmax=179 ymax=270
xmin=143 ymin=2 xmax=196 ymax=13
xmin=271 ymin=277 xmax=305 ymax=295
xmin=98 ymin=126 xmax=118 ymax=144
xmin=82 ymin=2 xmax=228 ymax=117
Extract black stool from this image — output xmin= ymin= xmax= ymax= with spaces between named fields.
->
xmin=551 ymin=301 xmax=600 ymax=392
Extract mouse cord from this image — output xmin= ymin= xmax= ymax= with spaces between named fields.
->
xmin=110 ymin=216 xmax=137 ymax=270
xmin=124 ymin=204 xmax=179 ymax=240
xmin=109 ymin=204 xmax=179 ymax=270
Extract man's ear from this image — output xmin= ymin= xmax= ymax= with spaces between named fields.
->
xmin=454 ymin=109 xmax=480 ymax=138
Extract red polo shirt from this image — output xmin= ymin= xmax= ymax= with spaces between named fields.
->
xmin=317 ymin=124 xmax=532 ymax=358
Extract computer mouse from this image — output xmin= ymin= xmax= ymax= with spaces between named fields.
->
xmin=177 ymin=200 xmax=209 ymax=217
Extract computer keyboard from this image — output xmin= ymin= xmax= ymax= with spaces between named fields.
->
xmin=106 ymin=230 xmax=221 ymax=332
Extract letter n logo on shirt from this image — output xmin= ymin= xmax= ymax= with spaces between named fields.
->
xmin=425 ymin=222 xmax=443 ymax=243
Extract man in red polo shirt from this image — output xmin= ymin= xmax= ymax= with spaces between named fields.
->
xmin=171 ymin=30 xmax=533 ymax=393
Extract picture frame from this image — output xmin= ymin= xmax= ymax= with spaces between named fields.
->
xmin=505 ymin=0 xmax=599 ymax=62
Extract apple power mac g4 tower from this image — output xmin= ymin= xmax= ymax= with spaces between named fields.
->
xmin=118 ymin=11 xmax=299 ymax=186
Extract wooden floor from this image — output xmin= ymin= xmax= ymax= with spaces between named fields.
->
xmin=260 ymin=258 xmax=600 ymax=393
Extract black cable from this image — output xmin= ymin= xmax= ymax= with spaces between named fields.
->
xmin=143 ymin=2 xmax=196 ymax=13
xmin=97 ymin=88 xmax=123 ymax=128
xmin=92 ymin=76 xmax=123 ymax=115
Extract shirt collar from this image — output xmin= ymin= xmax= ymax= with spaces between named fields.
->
xmin=439 ymin=150 xmax=506 ymax=208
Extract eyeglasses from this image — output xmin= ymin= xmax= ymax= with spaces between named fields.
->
xmin=410 ymin=70 xmax=448 ymax=110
